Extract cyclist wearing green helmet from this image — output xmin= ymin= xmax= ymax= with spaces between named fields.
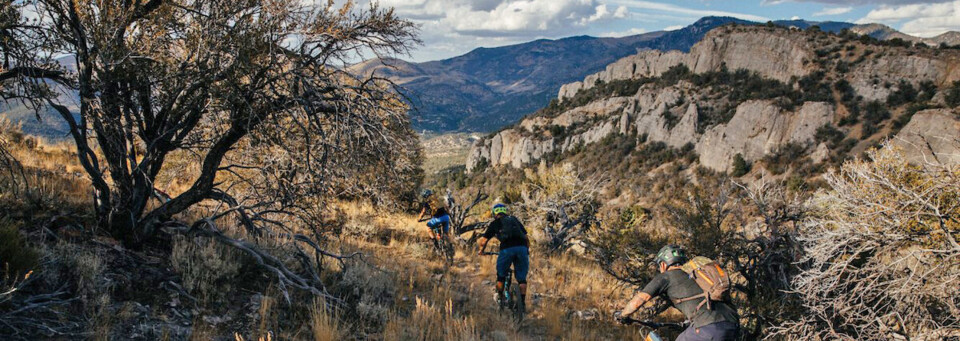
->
xmin=617 ymin=245 xmax=740 ymax=341
xmin=477 ymin=203 xmax=530 ymax=307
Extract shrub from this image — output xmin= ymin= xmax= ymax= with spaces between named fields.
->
xmin=886 ymin=80 xmax=917 ymax=106
xmin=798 ymin=71 xmax=833 ymax=103
xmin=862 ymin=101 xmax=890 ymax=125
xmin=946 ymin=81 xmax=960 ymax=108
xmin=814 ymin=124 xmax=844 ymax=148
xmin=731 ymin=153 xmax=750 ymax=177
xmin=773 ymin=146 xmax=960 ymax=340
xmin=171 ymin=236 xmax=242 ymax=303
xmin=917 ymin=80 xmax=936 ymax=102
xmin=763 ymin=143 xmax=806 ymax=175
xmin=0 ymin=220 xmax=39 ymax=279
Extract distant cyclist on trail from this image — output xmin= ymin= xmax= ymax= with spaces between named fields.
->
xmin=419 ymin=189 xmax=452 ymax=247
xmin=477 ymin=203 xmax=530 ymax=308
xmin=616 ymin=245 xmax=740 ymax=341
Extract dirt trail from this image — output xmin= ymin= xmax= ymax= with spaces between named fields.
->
xmin=341 ymin=210 xmax=648 ymax=340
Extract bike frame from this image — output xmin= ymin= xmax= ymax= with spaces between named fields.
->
xmin=481 ymin=251 xmax=523 ymax=320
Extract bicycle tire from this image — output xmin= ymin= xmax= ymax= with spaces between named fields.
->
xmin=511 ymin=284 xmax=524 ymax=322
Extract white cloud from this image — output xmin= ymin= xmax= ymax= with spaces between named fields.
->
xmin=600 ymin=27 xmax=648 ymax=37
xmin=813 ymin=6 xmax=853 ymax=16
xmin=856 ymin=1 xmax=960 ymax=37
xmin=791 ymin=16 xmax=802 ymax=20
xmin=607 ymin=0 xmax=769 ymax=22
xmin=376 ymin=0 xmax=622 ymax=37
xmin=663 ymin=25 xmax=684 ymax=31
xmin=581 ymin=4 xmax=629 ymax=24
xmin=764 ymin=0 xmax=951 ymax=4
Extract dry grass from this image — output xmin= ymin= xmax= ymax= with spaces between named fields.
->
xmin=171 ymin=235 xmax=242 ymax=304
xmin=310 ymin=298 xmax=344 ymax=341
xmin=332 ymin=200 xmax=653 ymax=340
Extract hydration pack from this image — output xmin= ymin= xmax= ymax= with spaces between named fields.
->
xmin=496 ymin=216 xmax=526 ymax=242
xmin=672 ymin=256 xmax=731 ymax=311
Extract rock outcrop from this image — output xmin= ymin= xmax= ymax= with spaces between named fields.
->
xmin=893 ymin=109 xmax=960 ymax=165
xmin=470 ymin=25 xmax=960 ymax=174
xmin=559 ymin=27 xmax=960 ymax=104
xmin=467 ymin=83 xmax=836 ymax=172
xmin=559 ymin=28 xmax=813 ymax=100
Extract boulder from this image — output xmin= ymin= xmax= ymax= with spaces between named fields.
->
xmin=893 ymin=109 xmax=960 ymax=165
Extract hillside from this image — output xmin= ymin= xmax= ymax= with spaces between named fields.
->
xmin=467 ymin=24 xmax=960 ymax=176
xmin=353 ymin=17 xmax=959 ymax=134
xmin=351 ymin=17 xmax=754 ymax=132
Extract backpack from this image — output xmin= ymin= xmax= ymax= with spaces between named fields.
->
xmin=672 ymin=256 xmax=731 ymax=311
xmin=496 ymin=216 xmax=527 ymax=242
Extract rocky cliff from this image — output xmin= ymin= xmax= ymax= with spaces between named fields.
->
xmin=559 ymin=27 xmax=960 ymax=102
xmin=467 ymin=25 xmax=960 ymax=174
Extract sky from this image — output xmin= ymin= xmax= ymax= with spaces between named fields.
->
xmin=357 ymin=0 xmax=960 ymax=62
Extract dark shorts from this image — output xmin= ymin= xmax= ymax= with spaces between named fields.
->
xmin=676 ymin=321 xmax=739 ymax=341
xmin=496 ymin=246 xmax=529 ymax=284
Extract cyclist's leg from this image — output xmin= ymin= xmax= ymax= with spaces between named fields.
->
xmin=675 ymin=326 xmax=712 ymax=341
xmin=495 ymin=250 xmax=511 ymax=300
xmin=513 ymin=247 xmax=529 ymax=298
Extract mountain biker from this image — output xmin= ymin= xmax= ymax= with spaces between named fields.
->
xmin=417 ymin=189 xmax=442 ymax=222
xmin=419 ymin=189 xmax=453 ymax=249
xmin=477 ymin=203 xmax=530 ymax=308
xmin=616 ymin=245 xmax=740 ymax=341
xmin=426 ymin=206 xmax=452 ymax=245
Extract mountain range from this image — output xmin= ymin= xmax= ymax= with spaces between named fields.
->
xmin=4 ymin=17 xmax=960 ymax=140
xmin=353 ymin=17 xmax=960 ymax=133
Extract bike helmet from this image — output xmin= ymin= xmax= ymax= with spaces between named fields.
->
xmin=654 ymin=245 xmax=687 ymax=267
xmin=420 ymin=189 xmax=433 ymax=198
xmin=491 ymin=203 xmax=508 ymax=216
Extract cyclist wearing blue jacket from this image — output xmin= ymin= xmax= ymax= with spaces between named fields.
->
xmin=426 ymin=205 xmax=453 ymax=255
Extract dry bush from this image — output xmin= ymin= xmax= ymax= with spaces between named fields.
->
xmin=518 ymin=162 xmax=604 ymax=252
xmin=586 ymin=176 xmax=807 ymax=338
xmin=772 ymin=145 xmax=960 ymax=340
xmin=338 ymin=262 xmax=394 ymax=325
xmin=171 ymin=236 xmax=242 ymax=304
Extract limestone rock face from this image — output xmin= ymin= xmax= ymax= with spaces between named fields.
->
xmin=687 ymin=31 xmax=809 ymax=82
xmin=696 ymin=101 xmax=834 ymax=171
xmin=468 ymin=81 xmax=838 ymax=173
xmin=474 ymin=26 xmax=960 ymax=174
xmin=558 ymin=29 xmax=812 ymax=100
xmin=893 ymin=109 xmax=960 ymax=165
xmin=559 ymin=28 xmax=959 ymax=104
xmin=849 ymin=55 xmax=960 ymax=101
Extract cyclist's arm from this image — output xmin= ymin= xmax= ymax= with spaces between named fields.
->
xmin=417 ymin=206 xmax=428 ymax=221
xmin=476 ymin=219 xmax=498 ymax=255
xmin=620 ymin=291 xmax=652 ymax=317
xmin=477 ymin=237 xmax=489 ymax=254
xmin=622 ymin=274 xmax=667 ymax=317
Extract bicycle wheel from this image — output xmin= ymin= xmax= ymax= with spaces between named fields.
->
xmin=442 ymin=239 xmax=454 ymax=265
xmin=511 ymin=284 xmax=524 ymax=322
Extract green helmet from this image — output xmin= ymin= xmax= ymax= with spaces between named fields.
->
xmin=655 ymin=245 xmax=687 ymax=267
xmin=491 ymin=203 xmax=508 ymax=216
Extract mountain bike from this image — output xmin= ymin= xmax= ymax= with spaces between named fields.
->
xmin=420 ymin=217 xmax=454 ymax=266
xmin=481 ymin=251 xmax=524 ymax=322
xmin=619 ymin=317 xmax=687 ymax=341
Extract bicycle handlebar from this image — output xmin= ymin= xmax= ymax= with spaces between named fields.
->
xmin=621 ymin=318 xmax=687 ymax=330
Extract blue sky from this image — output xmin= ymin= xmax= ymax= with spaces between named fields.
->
xmin=364 ymin=0 xmax=960 ymax=62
